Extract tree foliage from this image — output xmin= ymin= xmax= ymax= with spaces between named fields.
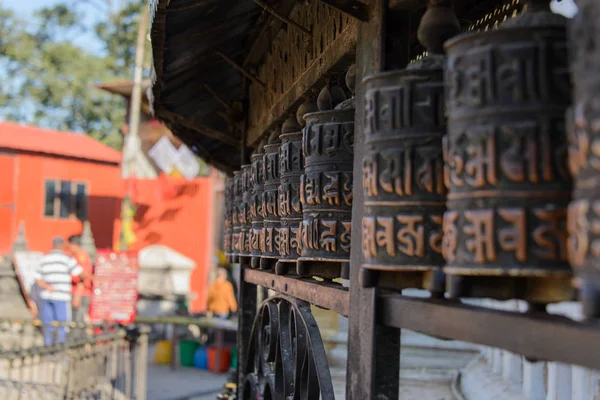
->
xmin=0 ymin=0 xmax=147 ymax=150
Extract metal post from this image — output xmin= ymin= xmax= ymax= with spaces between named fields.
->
xmin=347 ymin=1 xmax=401 ymax=399
xmin=135 ymin=330 xmax=148 ymax=400
xmin=236 ymin=260 xmax=257 ymax=398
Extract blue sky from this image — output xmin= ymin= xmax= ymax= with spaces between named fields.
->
xmin=2 ymin=0 xmax=105 ymax=54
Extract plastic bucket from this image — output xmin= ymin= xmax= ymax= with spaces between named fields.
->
xmin=179 ymin=340 xmax=200 ymax=367
xmin=207 ymin=347 xmax=231 ymax=373
xmin=193 ymin=347 xmax=208 ymax=369
xmin=230 ymin=346 xmax=238 ymax=369
xmin=154 ymin=340 xmax=172 ymax=365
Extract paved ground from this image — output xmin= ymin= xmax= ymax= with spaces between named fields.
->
xmin=146 ymin=363 xmax=226 ymax=400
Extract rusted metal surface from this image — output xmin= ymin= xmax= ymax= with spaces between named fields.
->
xmin=250 ymin=148 xmax=266 ymax=268
xmin=379 ymin=294 xmax=600 ymax=370
xmin=298 ymin=87 xmax=354 ymax=279
xmin=567 ymin=0 xmax=600 ymax=318
xmin=244 ymin=268 xmax=349 ymax=316
xmin=443 ymin=0 xmax=573 ymax=302
xmin=240 ymin=295 xmax=335 ymax=399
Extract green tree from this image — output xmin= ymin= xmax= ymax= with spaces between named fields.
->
xmin=0 ymin=0 xmax=147 ymax=150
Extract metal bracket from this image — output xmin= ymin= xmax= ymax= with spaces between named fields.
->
xmin=318 ymin=0 xmax=369 ymax=21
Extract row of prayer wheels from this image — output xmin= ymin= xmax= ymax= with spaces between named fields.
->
xmin=224 ymin=0 xmax=600 ymax=317
xmin=224 ymin=66 xmax=356 ymax=280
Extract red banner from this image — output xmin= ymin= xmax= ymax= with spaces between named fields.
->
xmin=89 ymin=249 xmax=139 ymax=325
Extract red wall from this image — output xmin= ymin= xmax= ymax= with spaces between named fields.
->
xmin=0 ymin=151 xmax=121 ymax=253
xmin=113 ymin=175 xmax=215 ymax=313
xmin=0 ymin=149 xmax=217 ymax=312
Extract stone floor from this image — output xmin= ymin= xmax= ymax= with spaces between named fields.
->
xmin=146 ymin=363 xmax=226 ymax=400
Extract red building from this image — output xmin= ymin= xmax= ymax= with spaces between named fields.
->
xmin=0 ymin=121 xmax=221 ymax=312
xmin=0 ymin=122 xmax=122 ymax=253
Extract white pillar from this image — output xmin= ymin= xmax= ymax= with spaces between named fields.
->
xmin=523 ymin=360 xmax=545 ymax=400
xmin=547 ymin=362 xmax=571 ymax=400
xmin=571 ymin=366 xmax=593 ymax=400
xmin=503 ymin=352 xmax=523 ymax=385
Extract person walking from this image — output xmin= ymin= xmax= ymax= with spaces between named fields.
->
xmin=206 ymin=267 xmax=238 ymax=319
xmin=35 ymin=237 xmax=84 ymax=345
xmin=67 ymin=235 xmax=94 ymax=329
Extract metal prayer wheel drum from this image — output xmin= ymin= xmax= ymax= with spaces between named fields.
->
xmin=224 ymin=177 xmax=234 ymax=263
xmin=276 ymin=115 xmax=306 ymax=276
xmin=361 ymin=67 xmax=446 ymax=292
xmin=261 ymin=132 xmax=282 ymax=271
xmin=231 ymin=170 xmax=243 ymax=262
xmin=298 ymin=106 xmax=354 ymax=280
xmin=250 ymin=148 xmax=266 ymax=269
xmin=239 ymin=164 xmax=253 ymax=260
xmin=443 ymin=1 xmax=573 ymax=302
xmin=567 ymin=0 xmax=600 ymax=317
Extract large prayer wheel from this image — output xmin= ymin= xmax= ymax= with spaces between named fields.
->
xmin=298 ymin=84 xmax=354 ymax=280
xmin=231 ymin=170 xmax=243 ymax=262
xmin=250 ymin=145 xmax=266 ymax=268
xmin=275 ymin=115 xmax=307 ymax=275
xmin=261 ymin=131 xmax=282 ymax=270
xmin=567 ymin=0 xmax=600 ymax=317
xmin=443 ymin=0 xmax=573 ymax=302
xmin=224 ymin=177 xmax=234 ymax=263
xmin=239 ymin=164 xmax=253 ymax=260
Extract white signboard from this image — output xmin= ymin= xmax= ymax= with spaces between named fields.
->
xmin=13 ymin=251 xmax=43 ymax=296
xmin=174 ymin=144 xmax=200 ymax=180
xmin=148 ymin=136 xmax=178 ymax=174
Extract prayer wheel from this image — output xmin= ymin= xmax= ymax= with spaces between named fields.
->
xmin=231 ymin=170 xmax=243 ymax=262
xmin=239 ymin=164 xmax=253 ymax=261
xmin=261 ymin=131 xmax=282 ymax=270
xmin=360 ymin=2 xmax=458 ymax=292
xmin=567 ymin=0 xmax=600 ymax=317
xmin=298 ymin=81 xmax=354 ymax=280
xmin=250 ymin=143 xmax=266 ymax=268
xmin=443 ymin=0 xmax=573 ymax=302
xmin=275 ymin=113 xmax=309 ymax=276
xmin=224 ymin=177 xmax=234 ymax=263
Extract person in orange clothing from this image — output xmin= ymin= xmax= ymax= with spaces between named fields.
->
xmin=67 ymin=235 xmax=94 ymax=326
xmin=206 ymin=267 xmax=238 ymax=319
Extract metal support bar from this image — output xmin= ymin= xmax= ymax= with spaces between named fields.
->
xmin=253 ymin=0 xmax=312 ymax=37
xmin=319 ymin=0 xmax=370 ymax=21
xmin=379 ymin=294 xmax=600 ymax=370
xmin=216 ymin=51 xmax=266 ymax=88
xmin=244 ymin=268 xmax=349 ymax=316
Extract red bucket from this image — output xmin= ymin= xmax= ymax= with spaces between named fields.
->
xmin=207 ymin=347 xmax=231 ymax=373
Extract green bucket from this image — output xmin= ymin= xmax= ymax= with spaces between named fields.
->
xmin=230 ymin=346 xmax=238 ymax=369
xmin=179 ymin=340 xmax=200 ymax=367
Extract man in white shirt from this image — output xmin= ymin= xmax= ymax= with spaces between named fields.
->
xmin=35 ymin=237 xmax=84 ymax=345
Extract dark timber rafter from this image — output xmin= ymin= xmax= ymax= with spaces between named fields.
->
xmin=318 ymin=0 xmax=370 ymax=21
xmin=216 ymin=51 xmax=266 ymax=88
xmin=158 ymin=107 xmax=241 ymax=148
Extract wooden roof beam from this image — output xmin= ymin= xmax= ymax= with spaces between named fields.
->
xmin=253 ymin=0 xmax=311 ymax=37
xmin=158 ymin=107 xmax=241 ymax=148
xmin=216 ymin=51 xmax=266 ymax=88
xmin=318 ymin=0 xmax=369 ymax=21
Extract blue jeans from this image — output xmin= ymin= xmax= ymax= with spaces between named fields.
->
xmin=40 ymin=299 xmax=70 ymax=345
